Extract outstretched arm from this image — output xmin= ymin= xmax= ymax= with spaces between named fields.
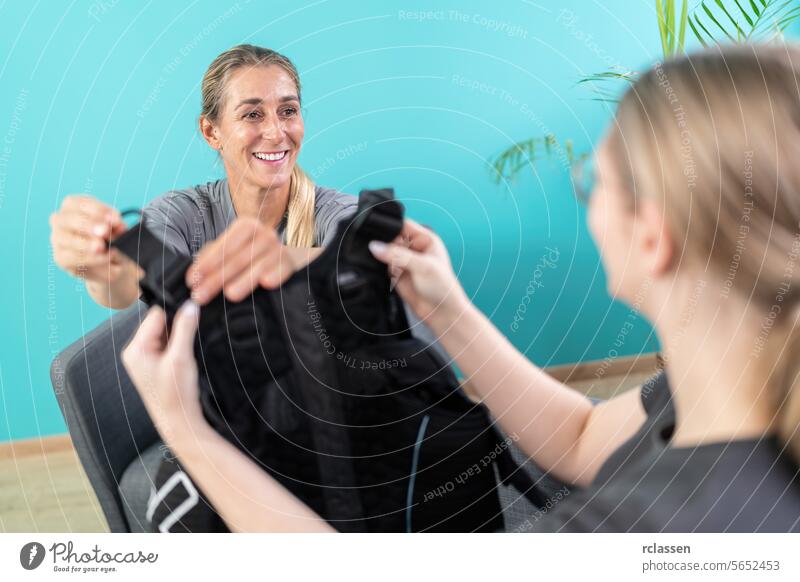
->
xmin=121 ymin=302 xmax=334 ymax=532
xmin=368 ymin=220 xmax=646 ymax=487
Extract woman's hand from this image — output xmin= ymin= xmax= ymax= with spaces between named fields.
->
xmin=121 ymin=302 xmax=206 ymax=443
xmin=368 ymin=219 xmax=468 ymax=326
xmin=185 ymin=216 xmax=317 ymax=305
xmin=122 ymin=299 xmax=334 ymax=533
xmin=50 ymin=195 xmax=129 ymax=284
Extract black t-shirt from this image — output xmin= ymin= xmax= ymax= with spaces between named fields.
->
xmin=528 ymin=372 xmax=800 ymax=532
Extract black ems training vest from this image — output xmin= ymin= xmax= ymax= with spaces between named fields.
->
xmin=114 ymin=188 xmax=545 ymax=532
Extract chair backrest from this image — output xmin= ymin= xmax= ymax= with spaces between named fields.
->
xmin=50 ymin=302 xmax=159 ymax=532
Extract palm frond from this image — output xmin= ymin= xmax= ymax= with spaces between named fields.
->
xmin=491 ymin=135 xmax=581 ymax=183
xmin=575 ymin=70 xmax=639 ymax=85
xmin=575 ymin=69 xmax=639 ymax=103
xmin=690 ymin=0 xmax=800 ymax=45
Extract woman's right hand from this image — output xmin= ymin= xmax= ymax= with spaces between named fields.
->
xmin=185 ymin=216 xmax=302 ymax=305
xmin=368 ymin=219 xmax=469 ymax=325
xmin=50 ymin=195 xmax=128 ymax=284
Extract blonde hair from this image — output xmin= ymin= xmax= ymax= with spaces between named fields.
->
xmin=201 ymin=44 xmax=315 ymax=247
xmin=610 ymin=44 xmax=800 ymax=463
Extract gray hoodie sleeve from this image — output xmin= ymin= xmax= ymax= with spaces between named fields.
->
xmin=142 ymin=192 xmax=202 ymax=257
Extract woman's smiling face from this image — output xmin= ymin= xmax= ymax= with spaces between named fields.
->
xmin=211 ymin=64 xmax=304 ymax=193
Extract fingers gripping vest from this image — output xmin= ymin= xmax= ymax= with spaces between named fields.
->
xmin=113 ymin=189 xmax=545 ymax=532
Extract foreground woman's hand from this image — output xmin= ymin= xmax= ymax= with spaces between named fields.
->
xmin=185 ymin=216 xmax=320 ymax=305
xmin=373 ymin=221 xmax=605 ymax=488
xmin=368 ymin=219 xmax=468 ymax=326
xmin=122 ymin=300 xmax=334 ymax=532
xmin=121 ymin=302 xmax=205 ymax=441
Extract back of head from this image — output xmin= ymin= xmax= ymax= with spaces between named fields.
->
xmin=610 ymin=43 xmax=800 ymax=463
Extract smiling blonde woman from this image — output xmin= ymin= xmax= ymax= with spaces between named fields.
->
xmin=50 ymin=44 xmax=357 ymax=309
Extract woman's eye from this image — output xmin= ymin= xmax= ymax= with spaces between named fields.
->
xmin=281 ymin=107 xmax=298 ymax=117
xmin=244 ymin=110 xmax=262 ymax=120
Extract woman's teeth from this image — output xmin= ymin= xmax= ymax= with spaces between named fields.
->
xmin=253 ymin=151 xmax=287 ymax=161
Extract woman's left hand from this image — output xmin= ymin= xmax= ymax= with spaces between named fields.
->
xmin=121 ymin=301 xmax=206 ymax=443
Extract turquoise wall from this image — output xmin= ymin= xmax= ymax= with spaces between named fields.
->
xmin=2 ymin=1 xmax=793 ymax=442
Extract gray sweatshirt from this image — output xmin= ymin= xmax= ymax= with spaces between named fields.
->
xmin=142 ymin=178 xmax=447 ymax=360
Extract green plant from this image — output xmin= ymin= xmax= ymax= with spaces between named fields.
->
xmin=689 ymin=0 xmax=800 ymax=45
xmin=490 ymin=0 xmax=798 ymax=184
xmin=658 ymin=0 xmax=690 ymax=56
xmin=490 ymin=134 xmax=581 ymax=185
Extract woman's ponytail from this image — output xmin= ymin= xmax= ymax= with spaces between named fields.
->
xmin=285 ymin=164 xmax=316 ymax=248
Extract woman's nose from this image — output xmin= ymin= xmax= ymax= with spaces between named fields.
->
xmin=261 ymin=114 xmax=283 ymax=141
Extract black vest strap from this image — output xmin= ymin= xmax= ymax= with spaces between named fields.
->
xmin=110 ymin=213 xmax=192 ymax=318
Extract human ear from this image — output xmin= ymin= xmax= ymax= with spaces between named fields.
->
xmin=637 ymin=197 xmax=674 ymax=277
xmin=199 ymin=116 xmax=222 ymax=151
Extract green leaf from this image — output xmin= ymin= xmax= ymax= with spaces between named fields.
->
xmin=656 ymin=0 xmax=670 ymax=57
xmin=693 ymin=0 xmax=800 ymax=43
xmin=678 ymin=0 xmax=689 ymax=51
xmin=688 ymin=16 xmax=711 ymax=45
xmin=666 ymin=0 xmax=676 ymax=53
xmin=694 ymin=12 xmax=716 ymax=41
xmin=510 ymin=149 xmax=521 ymax=174
xmin=733 ymin=0 xmax=755 ymax=25
xmin=565 ymin=141 xmax=575 ymax=164
xmin=703 ymin=1 xmax=737 ymax=41
xmin=778 ymin=5 xmax=800 ymax=28
xmin=575 ymin=68 xmax=638 ymax=102
xmin=544 ymin=134 xmax=556 ymax=155
xmin=576 ymin=70 xmax=637 ymax=85
xmin=715 ymin=0 xmax=746 ymax=40
xmin=491 ymin=135 xmax=576 ymax=182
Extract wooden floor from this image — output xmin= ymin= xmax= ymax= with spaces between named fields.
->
xmin=0 ymin=354 xmax=659 ymax=533
xmin=0 ymin=436 xmax=108 ymax=532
